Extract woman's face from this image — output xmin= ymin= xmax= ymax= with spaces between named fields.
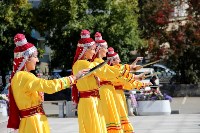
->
xmin=98 ymin=45 xmax=108 ymax=58
xmin=25 ymin=51 xmax=39 ymax=72
xmin=112 ymin=55 xmax=121 ymax=65
xmin=84 ymin=45 xmax=96 ymax=60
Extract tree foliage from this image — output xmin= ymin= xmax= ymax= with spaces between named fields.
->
xmin=138 ymin=0 xmax=200 ymax=84
xmin=0 ymin=0 xmax=33 ymax=86
xmin=35 ymin=0 xmax=145 ymax=69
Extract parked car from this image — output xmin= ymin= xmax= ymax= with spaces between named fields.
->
xmin=0 ymin=83 xmax=9 ymax=95
xmin=44 ymin=69 xmax=72 ymax=101
xmin=51 ymin=69 xmax=72 ymax=79
xmin=151 ymin=64 xmax=176 ymax=83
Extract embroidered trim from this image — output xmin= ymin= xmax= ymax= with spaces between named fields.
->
xmin=60 ymin=78 xmax=68 ymax=88
xmin=15 ymin=38 xmax=28 ymax=46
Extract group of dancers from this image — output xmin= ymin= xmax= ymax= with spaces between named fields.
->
xmin=7 ymin=30 xmax=152 ymax=133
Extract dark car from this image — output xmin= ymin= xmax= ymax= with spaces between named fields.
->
xmin=0 ymin=83 xmax=9 ymax=94
xmin=44 ymin=69 xmax=72 ymax=101
xmin=151 ymin=64 xmax=176 ymax=84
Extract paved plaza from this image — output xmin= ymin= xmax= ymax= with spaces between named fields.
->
xmin=1 ymin=97 xmax=200 ymax=133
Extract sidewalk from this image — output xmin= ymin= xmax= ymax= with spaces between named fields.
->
xmin=1 ymin=97 xmax=200 ymax=133
xmin=2 ymin=114 xmax=199 ymax=133
xmin=47 ymin=114 xmax=200 ymax=133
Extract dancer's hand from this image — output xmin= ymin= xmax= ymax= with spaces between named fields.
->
xmin=135 ymin=57 xmax=143 ymax=62
xmin=130 ymin=65 xmax=143 ymax=72
xmin=74 ymin=69 xmax=90 ymax=80
xmin=137 ymin=72 xmax=148 ymax=80
xmin=131 ymin=57 xmax=143 ymax=66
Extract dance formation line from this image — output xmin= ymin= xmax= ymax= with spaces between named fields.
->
xmin=7 ymin=30 xmax=157 ymax=133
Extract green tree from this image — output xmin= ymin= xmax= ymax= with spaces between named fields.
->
xmin=35 ymin=0 xmax=145 ymax=69
xmin=90 ymin=0 xmax=146 ymax=63
xmin=0 ymin=0 xmax=33 ymax=87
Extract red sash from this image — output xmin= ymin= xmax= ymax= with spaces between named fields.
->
xmin=100 ymin=81 xmax=113 ymax=86
xmin=79 ymin=89 xmax=100 ymax=98
xmin=19 ymin=104 xmax=45 ymax=118
xmin=115 ymin=85 xmax=123 ymax=90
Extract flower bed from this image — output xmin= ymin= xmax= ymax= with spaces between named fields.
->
xmin=137 ymin=100 xmax=171 ymax=116
xmin=134 ymin=88 xmax=172 ymax=116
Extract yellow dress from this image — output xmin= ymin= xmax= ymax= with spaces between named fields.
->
xmin=73 ymin=59 xmax=128 ymax=133
xmin=112 ymin=64 xmax=144 ymax=133
xmin=11 ymin=71 xmax=72 ymax=133
xmin=93 ymin=58 xmax=124 ymax=133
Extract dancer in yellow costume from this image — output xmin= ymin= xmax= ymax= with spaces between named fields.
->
xmin=92 ymin=32 xmax=147 ymax=133
xmin=7 ymin=33 xmax=88 ymax=133
xmin=72 ymin=30 xmax=137 ymax=133
xmin=107 ymin=47 xmax=152 ymax=133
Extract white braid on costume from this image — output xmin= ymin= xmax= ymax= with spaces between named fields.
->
xmin=108 ymin=58 xmax=114 ymax=64
xmin=16 ymin=58 xmax=27 ymax=72
xmin=94 ymin=45 xmax=101 ymax=55
xmin=78 ymin=47 xmax=87 ymax=60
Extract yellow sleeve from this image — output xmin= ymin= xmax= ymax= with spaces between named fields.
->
xmin=12 ymin=71 xmax=72 ymax=94
xmin=73 ymin=60 xmax=130 ymax=81
xmin=119 ymin=77 xmax=144 ymax=90
xmin=113 ymin=64 xmax=144 ymax=90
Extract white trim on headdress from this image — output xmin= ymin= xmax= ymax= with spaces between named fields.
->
xmin=95 ymin=36 xmax=102 ymax=40
xmin=14 ymin=46 xmax=37 ymax=72
xmin=94 ymin=42 xmax=108 ymax=55
xmin=107 ymin=54 xmax=119 ymax=60
xmin=14 ymin=46 xmax=37 ymax=59
xmin=108 ymin=50 xmax=114 ymax=55
xmin=96 ymin=42 xmax=107 ymax=46
xmin=77 ymin=41 xmax=95 ymax=47
xmin=107 ymin=54 xmax=119 ymax=64
xmin=77 ymin=41 xmax=95 ymax=60
xmin=81 ymin=34 xmax=90 ymax=38
xmin=15 ymin=39 xmax=28 ymax=47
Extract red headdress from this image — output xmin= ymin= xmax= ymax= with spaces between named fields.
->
xmin=7 ymin=33 xmax=37 ymax=129
xmin=72 ymin=30 xmax=95 ymax=104
xmin=92 ymin=32 xmax=107 ymax=60
xmin=107 ymin=47 xmax=119 ymax=65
